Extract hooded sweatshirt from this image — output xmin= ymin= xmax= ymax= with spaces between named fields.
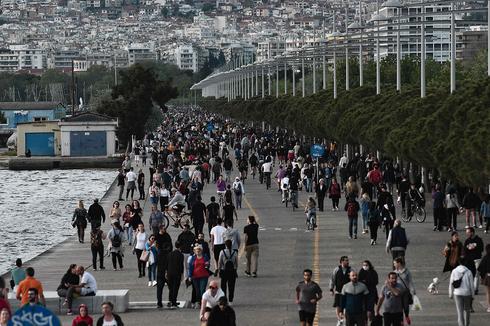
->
xmin=224 ymin=227 xmax=241 ymax=251
xmin=449 ymin=265 xmax=474 ymax=297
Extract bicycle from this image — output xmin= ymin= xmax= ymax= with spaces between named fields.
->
xmin=401 ymin=201 xmax=426 ymax=223
xmin=290 ymin=190 xmax=298 ymax=211
xmin=217 ymin=191 xmax=226 ymax=207
xmin=163 ymin=208 xmax=193 ymax=229
xmin=283 ymin=188 xmax=290 ymax=207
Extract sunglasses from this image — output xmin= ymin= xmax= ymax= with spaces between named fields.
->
xmin=209 ymin=286 xmax=217 ymax=289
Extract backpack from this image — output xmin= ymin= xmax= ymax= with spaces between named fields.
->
xmin=347 ymin=202 xmax=357 ymax=217
xmin=223 ymin=250 xmax=236 ymax=273
xmin=91 ymin=230 xmax=103 ymax=248
xmin=369 ymin=169 xmax=382 ymax=185
xmin=234 ymin=183 xmax=242 ymax=195
xmin=111 ymin=228 xmax=122 ymax=248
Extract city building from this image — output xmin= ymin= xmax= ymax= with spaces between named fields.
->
xmin=16 ymin=121 xmax=61 ymax=156
xmin=0 ymin=102 xmax=66 ymax=130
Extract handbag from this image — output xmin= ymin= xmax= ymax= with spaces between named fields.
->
xmin=140 ymin=250 xmax=149 ymax=262
xmin=399 ymin=275 xmax=414 ymax=305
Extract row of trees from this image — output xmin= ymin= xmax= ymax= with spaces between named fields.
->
xmin=201 ymin=55 xmax=490 ymax=187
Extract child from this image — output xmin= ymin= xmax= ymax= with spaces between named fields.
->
xmin=305 ymin=197 xmax=317 ymax=229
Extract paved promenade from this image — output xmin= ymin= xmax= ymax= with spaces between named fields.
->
xmin=5 ymin=163 xmax=489 ymax=325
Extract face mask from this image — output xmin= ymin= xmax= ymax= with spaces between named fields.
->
xmin=362 ymin=266 xmax=369 ymax=271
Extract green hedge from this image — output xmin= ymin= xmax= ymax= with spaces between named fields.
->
xmin=201 ymin=78 xmax=490 ymax=187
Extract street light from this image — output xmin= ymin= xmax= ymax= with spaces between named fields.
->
xmin=382 ymin=0 xmax=403 ymax=92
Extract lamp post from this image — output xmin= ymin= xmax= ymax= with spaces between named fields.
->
xmin=276 ymin=62 xmax=279 ymax=98
xmin=255 ymin=67 xmax=259 ymax=96
xmin=345 ymin=5 xmax=350 ymax=91
xmin=268 ymin=66 xmax=271 ymax=96
xmin=312 ymin=56 xmax=316 ymax=94
xmin=322 ymin=54 xmax=327 ymax=90
xmin=333 ymin=13 xmax=338 ymax=99
xmin=261 ymin=66 xmax=265 ymax=98
xmin=293 ymin=63 xmax=296 ymax=96
xmin=347 ymin=20 xmax=363 ymax=87
xmin=301 ymin=57 xmax=305 ymax=97
xmin=421 ymin=3 xmax=426 ymax=98
xmin=450 ymin=0 xmax=456 ymax=93
xmin=382 ymin=0 xmax=403 ymax=92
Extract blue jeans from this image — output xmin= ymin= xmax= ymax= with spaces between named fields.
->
xmin=193 ymin=277 xmax=208 ymax=302
xmin=148 ymin=263 xmax=157 ymax=282
xmin=362 ymin=212 xmax=369 ymax=230
xmin=125 ymin=226 xmax=133 ymax=245
xmin=348 ymin=216 xmax=358 ymax=238
xmin=306 ymin=178 xmax=312 ymax=192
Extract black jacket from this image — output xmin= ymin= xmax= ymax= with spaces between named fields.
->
xmin=207 ymin=305 xmax=237 ymax=326
xmin=88 ymin=203 xmax=105 ymax=224
xmin=177 ymin=230 xmax=195 ymax=254
xmin=167 ymin=249 xmax=184 ymax=277
xmin=96 ymin=314 xmax=123 ymax=326
xmin=463 ymin=235 xmax=484 ymax=261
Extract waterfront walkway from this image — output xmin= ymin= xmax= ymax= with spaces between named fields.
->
xmin=5 ymin=162 xmax=490 ymax=325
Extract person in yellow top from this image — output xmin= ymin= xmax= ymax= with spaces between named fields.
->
xmin=16 ymin=267 xmax=45 ymax=306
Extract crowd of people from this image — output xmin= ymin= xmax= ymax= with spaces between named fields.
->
xmin=1 ymin=106 xmax=489 ymax=326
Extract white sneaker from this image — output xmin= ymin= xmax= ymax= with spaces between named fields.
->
xmin=336 ymin=319 xmax=344 ymax=326
xmin=152 ymin=280 xmax=157 ymax=287
xmin=478 ymin=225 xmax=483 ymax=229
xmin=147 ymin=281 xmax=152 ymax=287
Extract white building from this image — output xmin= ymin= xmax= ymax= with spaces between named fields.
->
xmin=174 ymin=44 xmax=200 ymax=72
xmin=10 ymin=45 xmax=46 ymax=70
xmin=0 ymin=49 xmax=20 ymax=72
xmin=126 ymin=43 xmax=158 ymax=66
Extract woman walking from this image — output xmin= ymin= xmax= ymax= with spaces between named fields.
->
xmin=329 ymin=178 xmax=341 ymax=211
xmin=122 ymin=204 xmax=133 ymax=246
xmin=107 ymin=221 xmax=125 ymax=271
xmin=137 ymin=169 xmax=145 ymax=200
xmin=360 ymin=193 xmax=371 ymax=234
xmin=149 ymin=182 xmax=160 ymax=207
xmin=145 ymin=234 xmax=158 ymax=287
xmin=444 ymin=231 xmax=464 ymax=273
xmin=477 ymin=244 xmax=490 ymax=313
xmin=358 ymin=260 xmax=379 ymax=323
xmin=133 ymin=223 xmax=148 ymax=278
xmin=449 ymin=260 xmax=475 ymax=326
xmin=367 ymin=202 xmax=381 ymax=245
xmin=188 ymin=245 xmax=210 ymax=308
xmin=109 ymin=201 xmax=122 ymax=224
xmin=72 ymin=200 xmax=88 ymax=243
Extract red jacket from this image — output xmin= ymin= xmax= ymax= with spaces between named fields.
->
xmin=72 ymin=315 xmax=93 ymax=326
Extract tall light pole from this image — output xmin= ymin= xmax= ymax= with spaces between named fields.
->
xmin=450 ymin=0 xmax=456 ymax=93
xmin=276 ymin=62 xmax=279 ymax=98
xmin=345 ymin=5 xmax=350 ymax=91
xmin=255 ymin=67 xmax=259 ymax=96
xmin=359 ymin=0 xmax=363 ymax=87
xmin=293 ymin=62 xmax=296 ymax=96
xmin=333 ymin=13 xmax=338 ymax=99
xmin=301 ymin=57 xmax=305 ymax=97
xmin=376 ymin=0 xmax=381 ymax=94
xmin=488 ymin=0 xmax=490 ymax=76
xmin=322 ymin=54 xmax=327 ymax=90
xmin=284 ymin=61 xmax=288 ymax=94
xmin=268 ymin=66 xmax=271 ymax=96
xmin=261 ymin=66 xmax=265 ymax=98
xmin=312 ymin=56 xmax=316 ymax=94
xmin=396 ymin=4 xmax=401 ymax=92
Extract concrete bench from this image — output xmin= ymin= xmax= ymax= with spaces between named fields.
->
xmin=9 ymin=290 xmax=129 ymax=314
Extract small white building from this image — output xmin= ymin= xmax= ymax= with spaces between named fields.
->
xmin=59 ymin=112 xmax=118 ymax=157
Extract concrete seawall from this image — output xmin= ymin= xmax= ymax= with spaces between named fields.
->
xmin=8 ymin=156 xmax=123 ymax=170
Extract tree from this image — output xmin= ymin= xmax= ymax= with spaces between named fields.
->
xmin=96 ymin=64 xmax=178 ymax=146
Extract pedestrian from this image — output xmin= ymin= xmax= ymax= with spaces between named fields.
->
xmin=386 ymin=219 xmax=409 ymax=260
xmin=87 ymin=198 xmax=105 ymax=230
xmin=191 ymin=195 xmax=207 ymax=236
xmin=393 ymin=257 xmax=416 ymax=325
xmin=463 ymin=227 xmax=484 ymax=294
xmin=218 ymin=240 xmax=238 ymax=304
xmin=107 ymin=221 xmax=125 ymax=271
xmin=463 ymin=187 xmax=481 ymax=229
xmin=109 ymin=201 xmax=122 ymax=224
xmin=345 ymin=176 xmax=359 ymax=199
xmin=296 ymin=269 xmax=322 ymax=326
xmin=375 ymin=272 xmax=405 ymax=326
xmin=89 ymin=225 xmax=105 ymax=271
xmin=224 ymin=219 xmax=241 ymax=252
xmin=207 ymin=296 xmax=237 ymax=326
xmin=56 ymin=264 xmax=80 ymax=315
xmin=206 ymin=196 xmax=221 ymax=235
xmin=381 ymin=204 xmax=395 ymax=240
xmin=148 ymin=182 xmax=160 ymax=207
xmin=360 ymin=193 xmax=370 ymax=234
xmin=96 ymin=302 xmax=124 ymax=326
xmin=188 ymin=245 xmax=211 ymax=309
xmin=315 ymin=178 xmax=327 ymax=212
xmin=166 ymin=241 xmax=184 ymax=309
xmin=443 ymin=231 xmax=464 ymax=273
xmin=145 ymin=234 xmax=158 ymax=287
xmin=210 ymin=218 xmax=227 ymax=274
xmin=232 ymin=176 xmax=245 ymax=209
xmin=72 ymin=200 xmax=88 ymax=243
xmin=344 ymin=195 xmax=360 ymax=239
xmin=125 ymin=167 xmax=137 ymax=201
xmin=367 ymin=202 xmax=381 ymax=245
xmin=446 ymin=189 xmax=461 ymax=232
xmin=9 ymin=258 xmax=26 ymax=294
xmin=330 ymin=256 xmax=352 ymax=324
xmin=329 ymin=178 xmax=342 ymax=211
xmin=476 ymin=243 xmax=490 ymax=312
xmin=117 ymin=169 xmax=125 ymax=201
xmin=122 ymin=204 xmax=133 ymax=245
xmin=130 ymin=200 xmax=143 ymax=238
xmin=137 ymin=169 xmax=145 ymax=200
xmin=358 ymin=260 xmax=379 ymax=323
xmin=222 ymin=200 xmax=238 ymax=226
xmin=432 ymin=184 xmax=445 ymax=231
xmin=200 ymin=280 xmax=225 ymax=324
xmin=71 ymin=304 xmax=93 ymax=326
xmin=159 ymin=185 xmax=170 ymax=212
xmin=340 ymin=271 xmax=369 ymax=326
xmin=449 ymin=260 xmax=475 ymax=326
xmin=481 ymin=195 xmax=490 ymax=233
xmin=148 ymin=205 xmax=164 ymax=235
xmin=155 ymin=225 xmax=173 ymax=309
xmin=0 ymin=307 xmax=10 ymax=326
xmin=16 ymin=267 xmax=46 ymax=307
xmin=133 ymin=223 xmax=148 ymax=278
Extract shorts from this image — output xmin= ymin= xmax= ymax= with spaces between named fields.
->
xmin=299 ymin=310 xmax=315 ymax=324
xmin=333 ymin=293 xmax=342 ymax=307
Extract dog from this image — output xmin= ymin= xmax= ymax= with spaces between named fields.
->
xmin=427 ymin=277 xmax=440 ymax=294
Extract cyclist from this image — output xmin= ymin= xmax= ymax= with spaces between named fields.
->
xmin=397 ymin=175 xmax=410 ymax=214
xmin=216 ymin=175 xmax=227 ymax=206
xmin=167 ymin=188 xmax=187 ymax=227
xmin=305 ymin=197 xmax=317 ymax=229
xmin=289 ymin=171 xmax=300 ymax=209
xmin=280 ymin=173 xmax=290 ymax=204
xmin=407 ymin=183 xmax=424 ymax=217
xmin=276 ymin=165 xmax=286 ymax=192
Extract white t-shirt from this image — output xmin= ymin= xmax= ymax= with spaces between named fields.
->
xmin=262 ymin=162 xmax=273 ymax=173
xmin=126 ymin=171 xmax=137 ymax=182
xmin=102 ymin=318 xmax=118 ymax=326
xmin=135 ymin=231 xmax=148 ymax=250
xmin=81 ymin=271 xmax=97 ymax=293
xmin=210 ymin=225 xmax=227 ymax=245
xmin=280 ymin=177 xmax=290 ymax=190
xmin=202 ymin=288 xmax=225 ymax=308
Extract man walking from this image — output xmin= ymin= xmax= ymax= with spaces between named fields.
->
xmin=166 ymin=241 xmax=184 ymax=309
xmin=463 ymin=227 xmax=484 ymax=294
xmin=125 ymin=167 xmax=137 ymax=201
xmin=191 ymin=196 xmax=207 ymax=236
xmin=340 ymin=271 xmax=369 ymax=326
xmin=376 ymin=272 xmax=405 ymax=326
xmin=155 ymin=225 xmax=173 ymax=308
xmin=386 ymin=219 xmax=409 ymax=260
xmin=330 ymin=256 xmax=352 ymax=324
xmin=88 ymin=198 xmax=105 ymax=230
xmin=296 ymin=269 xmax=322 ymax=326
xmin=117 ymin=169 xmax=125 ymax=201
xmin=432 ymin=184 xmax=445 ymax=231
xmin=177 ymin=223 xmax=195 ymax=278
xmin=148 ymin=205 xmax=164 ymax=235
xmin=206 ymin=196 xmax=221 ymax=235
xmin=244 ymin=215 xmax=259 ymax=277
xmin=344 ymin=196 xmax=360 ymax=239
